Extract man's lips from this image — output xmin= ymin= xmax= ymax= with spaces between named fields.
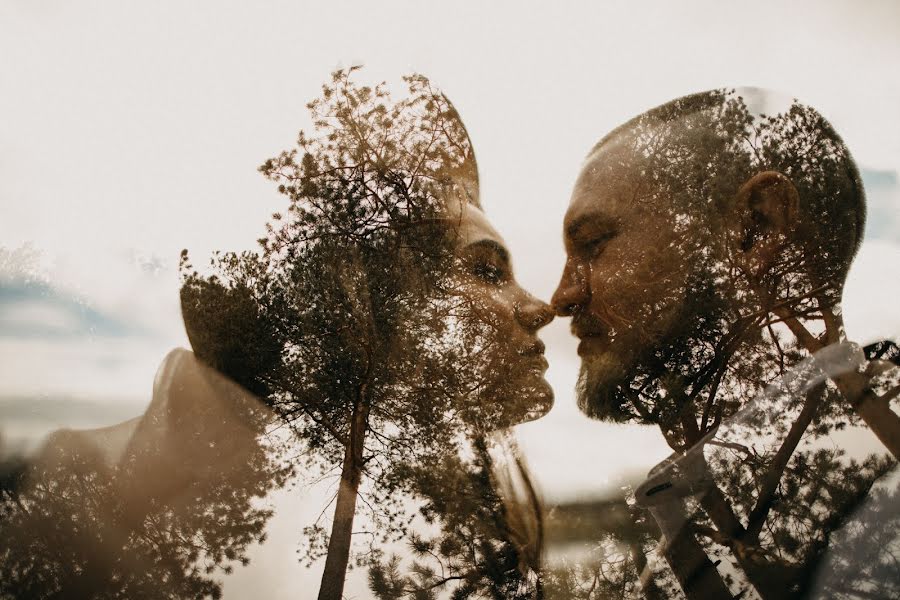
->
xmin=572 ymin=319 xmax=611 ymax=356
xmin=571 ymin=319 xmax=609 ymax=340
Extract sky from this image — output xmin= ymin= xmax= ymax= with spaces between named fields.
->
xmin=1 ymin=1 xmax=899 ymax=597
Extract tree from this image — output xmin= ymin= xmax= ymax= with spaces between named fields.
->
xmin=181 ymin=68 xmax=492 ymax=600
xmin=368 ymin=433 xmax=545 ymax=599
xmin=809 ymin=470 xmax=900 ymax=599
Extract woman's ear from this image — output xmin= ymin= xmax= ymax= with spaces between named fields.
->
xmin=731 ymin=171 xmax=799 ymax=278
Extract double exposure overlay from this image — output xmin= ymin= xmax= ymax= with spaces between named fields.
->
xmin=547 ymin=89 xmax=899 ymax=599
xmin=2 ymin=71 xmax=554 ymax=600
xmin=1 ymin=77 xmax=897 ymax=600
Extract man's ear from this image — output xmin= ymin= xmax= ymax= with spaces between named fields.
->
xmin=731 ymin=171 xmax=799 ymax=278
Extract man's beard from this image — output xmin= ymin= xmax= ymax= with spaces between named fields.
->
xmin=574 ymin=277 xmax=731 ymax=425
xmin=576 ymin=350 xmax=632 ymax=422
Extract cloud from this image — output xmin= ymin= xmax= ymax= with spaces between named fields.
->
xmin=0 ymin=277 xmax=134 ymax=339
xmin=862 ymin=168 xmax=900 ymax=243
xmin=0 ymin=247 xmax=189 ymax=403
xmin=844 ymin=239 xmax=900 ymax=343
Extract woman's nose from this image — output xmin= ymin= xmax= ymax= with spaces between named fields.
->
xmin=514 ymin=294 xmax=555 ymax=331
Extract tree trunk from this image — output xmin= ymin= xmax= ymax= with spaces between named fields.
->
xmin=662 ymin=528 xmax=733 ymax=600
xmin=651 ymin=502 xmax=733 ymax=600
xmin=317 ymin=404 xmax=368 ymax=600
xmin=835 ymin=370 xmax=900 ymax=461
xmin=855 ymin=394 xmax=900 ymax=459
xmin=778 ymin=309 xmax=900 ymax=461
xmin=700 ymin=469 xmax=795 ymax=600
xmin=628 ymin=540 xmax=666 ymax=600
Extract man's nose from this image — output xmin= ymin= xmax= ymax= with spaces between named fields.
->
xmin=551 ymin=259 xmax=589 ymax=316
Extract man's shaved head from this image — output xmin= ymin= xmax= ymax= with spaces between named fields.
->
xmin=587 ymin=89 xmax=865 ymax=288
xmin=554 ymin=88 xmax=867 ymax=426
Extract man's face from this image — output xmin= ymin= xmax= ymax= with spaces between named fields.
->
xmin=551 ymin=136 xmax=706 ymax=422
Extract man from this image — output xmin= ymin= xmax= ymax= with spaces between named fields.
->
xmin=551 ymin=89 xmax=900 ymax=599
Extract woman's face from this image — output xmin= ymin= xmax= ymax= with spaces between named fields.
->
xmin=445 ymin=199 xmax=555 ymax=424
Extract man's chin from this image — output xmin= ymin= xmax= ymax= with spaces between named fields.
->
xmin=575 ymin=352 xmax=632 ymax=423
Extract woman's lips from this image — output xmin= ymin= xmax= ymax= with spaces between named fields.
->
xmin=528 ymin=354 xmax=549 ymax=372
xmin=515 ymin=341 xmax=548 ymax=374
xmin=518 ymin=340 xmax=546 ymax=357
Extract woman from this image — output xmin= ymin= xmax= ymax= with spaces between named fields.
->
xmin=362 ymin=145 xmax=555 ymax=599
xmin=1 ymin=71 xmax=555 ymax=600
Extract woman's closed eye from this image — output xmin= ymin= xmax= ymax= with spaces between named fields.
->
xmin=471 ymin=260 xmax=508 ymax=284
xmin=462 ymin=240 xmax=512 ymax=285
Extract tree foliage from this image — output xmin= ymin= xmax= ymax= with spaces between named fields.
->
xmin=563 ymin=89 xmax=900 ymax=599
xmin=180 ymin=68 xmax=539 ymax=598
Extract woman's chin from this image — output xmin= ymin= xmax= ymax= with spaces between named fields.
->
xmin=486 ymin=373 xmax=554 ymax=429
xmin=515 ymin=378 xmax=554 ymax=424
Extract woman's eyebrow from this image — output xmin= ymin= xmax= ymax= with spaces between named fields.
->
xmin=464 ymin=239 xmax=510 ymax=265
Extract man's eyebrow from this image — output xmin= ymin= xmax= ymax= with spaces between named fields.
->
xmin=565 ymin=213 xmax=620 ymax=240
xmin=463 ymin=239 xmax=511 ymax=265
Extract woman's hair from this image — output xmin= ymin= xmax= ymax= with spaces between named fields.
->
xmin=438 ymin=92 xmax=482 ymax=210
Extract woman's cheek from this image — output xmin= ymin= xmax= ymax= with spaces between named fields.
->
xmin=500 ymin=286 xmax=521 ymax=319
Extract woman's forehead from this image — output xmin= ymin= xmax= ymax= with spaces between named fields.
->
xmin=445 ymin=199 xmax=507 ymax=249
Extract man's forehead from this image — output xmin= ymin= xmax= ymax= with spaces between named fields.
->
xmin=564 ymin=140 xmax=638 ymax=229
